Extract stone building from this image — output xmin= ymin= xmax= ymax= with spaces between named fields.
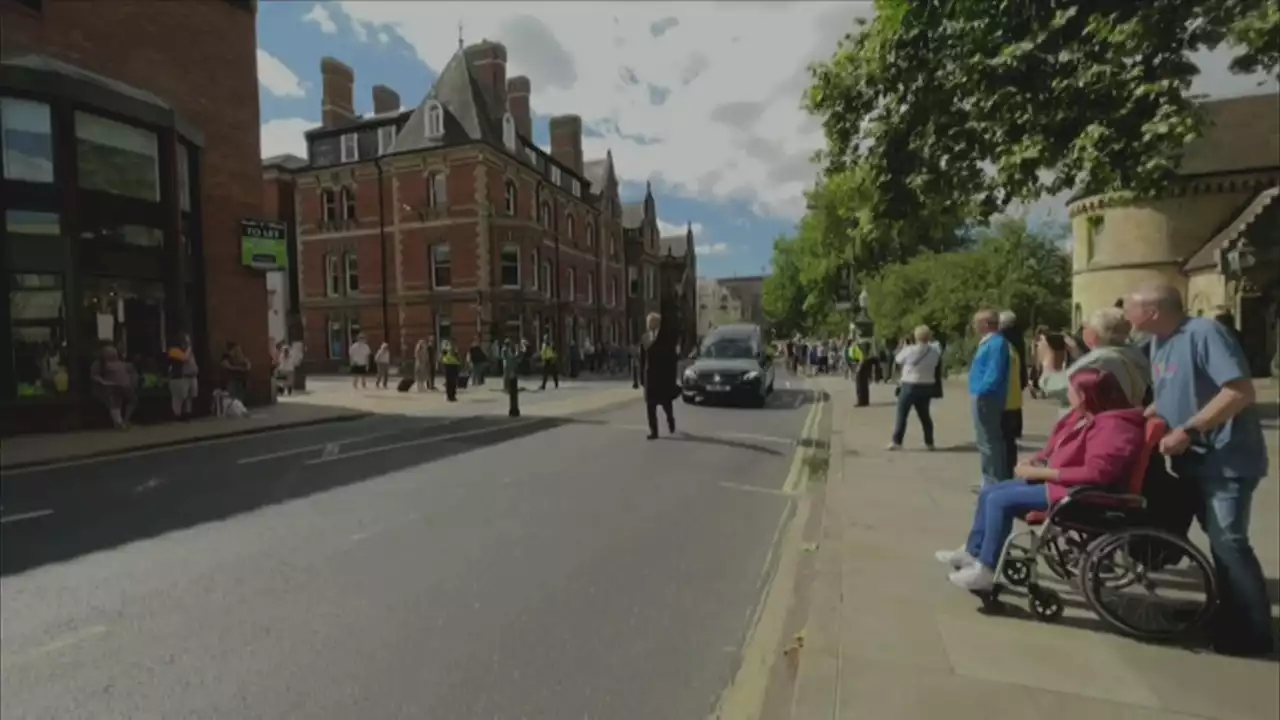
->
xmin=718 ymin=275 xmax=768 ymax=328
xmin=1069 ymin=92 xmax=1279 ymax=376
xmin=696 ymin=278 xmax=743 ymax=337
xmin=1 ymin=0 xmax=267 ymax=433
xmin=265 ymin=41 xmax=630 ymax=370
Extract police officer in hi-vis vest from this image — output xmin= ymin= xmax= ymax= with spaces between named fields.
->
xmin=539 ymin=335 xmax=559 ymax=390
xmin=440 ymin=340 xmax=462 ymax=402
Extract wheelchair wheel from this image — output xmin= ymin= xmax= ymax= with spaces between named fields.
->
xmin=1001 ymin=559 xmax=1031 ymax=587
xmin=1079 ymin=528 xmax=1218 ymax=642
xmin=1042 ymin=530 xmax=1090 ymax=581
xmin=1028 ymin=584 xmax=1065 ymax=622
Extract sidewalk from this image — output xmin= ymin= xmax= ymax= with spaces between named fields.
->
xmin=785 ymin=377 xmax=1279 ymax=720
xmin=1 ymin=402 xmax=367 ymax=471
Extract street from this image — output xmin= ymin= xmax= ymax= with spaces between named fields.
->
xmin=1 ymin=383 xmax=823 ymax=719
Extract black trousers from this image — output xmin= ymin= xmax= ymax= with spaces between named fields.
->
xmin=541 ymin=360 xmax=559 ymax=389
xmin=1001 ymin=408 xmax=1023 ymax=477
xmin=444 ymin=364 xmax=460 ymax=401
xmin=646 ymin=397 xmax=675 ymax=436
xmin=854 ymin=364 xmax=872 ymax=407
xmin=505 ymin=375 xmax=520 ymax=417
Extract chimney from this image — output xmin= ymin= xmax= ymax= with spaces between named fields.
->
xmin=506 ymin=76 xmax=532 ymax=139
xmin=372 ymin=84 xmax=400 ymax=115
xmin=320 ymin=57 xmax=356 ymax=128
xmin=463 ymin=40 xmax=508 ymax=122
xmin=549 ymin=115 xmax=583 ymax=174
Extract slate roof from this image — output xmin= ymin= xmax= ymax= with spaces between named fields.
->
xmin=1183 ymin=186 xmax=1279 ymax=272
xmin=390 ymin=47 xmax=500 ymax=154
xmin=621 ymin=202 xmax=646 ymax=229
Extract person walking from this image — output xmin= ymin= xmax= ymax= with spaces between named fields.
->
xmin=414 ymin=339 xmax=431 ymax=392
xmin=887 ymin=325 xmax=941 ymax=450
xmin=440 ymin=340 xmax=462 ymax=402
xmin=1125 ymin=284 xmax=1274 ymax=657
xmin=374 ymin=342 xmax=392 ymax=389
xmin=348 ymin=334 xmax=371 ymax=389
xmin=640 ymin=303 xmax=679 ymax=440
xmin=539 ymin=335 xmax=560 ymax=390
xmin=969 ymin=309 xmax=1010 ymax=490
xmin=502 ymin=337 xmax=521 ymax=417
xmin=468 ymin=340 xmax=488 ymax=387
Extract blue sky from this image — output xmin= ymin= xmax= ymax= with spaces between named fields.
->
xmin=256 ymin=2 xmax=1277 ymax=280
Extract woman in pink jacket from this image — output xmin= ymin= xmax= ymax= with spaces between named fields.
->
xmin=938 ymin=368 xmax=1147 ymax=591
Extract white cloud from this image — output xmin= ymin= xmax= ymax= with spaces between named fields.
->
xmin=257 ymin=49 xmax=308 ymax=99
xmin=656 ymin=218 xmax=704 ymax=239
xmin=697 ymin=242 xmax=730 ymax=256
xmin=302 ymin=3 xmax=338 ymax=34
xmin=261 ymin=117 xmax=316 ymax=158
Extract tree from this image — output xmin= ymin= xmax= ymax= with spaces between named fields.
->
xmin=863 ymin=217 xmax=1071 ymax=365
xmin=807 ymin=0 xmax=1280 ymax=228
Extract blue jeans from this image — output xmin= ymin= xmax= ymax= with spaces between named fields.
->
xmin=892 ymin=382 xmax=935 ymax=446
xmin=1198 ymin=475 xmax=1274 ymax=650
xmin=971 ymin=395 xmax=1007 ymax=487
xmin=965 ymin=480 xmax=1050 ymax=569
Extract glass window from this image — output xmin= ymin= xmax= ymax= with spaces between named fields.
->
xmin=75 ymin=112 xmax=160 ymax=201
xmin=541 ymin=261 xmax=552 ymax=297
xmin=427 ymin=172 xmax=446 ymax=208
xmin=505 ymin=180 xmax=517 ymax=215
xmin=502 ymin=113 xmax=516 ymax=150
xmin=377 ymin=125 xmax=396 ymax=155
xmin=586 ymin=223 xmax=594 ymax=248
xmin=340 ymin=133 xmax=358 ymax=163
xmin=571 ymin=178 xmax=581 ymax=196
xmin=10 ymin=273 xmax=68 ymax=398
xmin=436 ymin=314 xmax=452 ymax=342
xmin=345 ymin=252 xmax=359 ymax=293
xmin=347 ymin=319 xmax=362 ymax=349
xmin=82 ymin=277 xmax=167 ymax=389
xmin=567 ymin=267 xmax=576 ymax=302
xmin=531 ymin=249 xmax=540 ymax=290
xmin=425 ymin=102 xmax=444 ymax=139
xmin=432 ymin=243 xmax=451 ymax=289
xmin=628 ymin=266 xmax=638 ymax=297
xmin=322 ymin=188 xmax=337 ymax=222
xmin=5 ymin=209 xmax=59 ymax=236
xmin=1 ymin=98 xmax=54 ymax=183
xmin=586 ymin=272 xmax=594 ymax=304
xmin=177 ymin=143 xmax=192 ymax=211
xmin=551 ymin=166 xmax=561 ymax=185
xmin=325 ymin=254 xmax=342 ymax=297
xmin=342 ymin=186 xmax=356 ymax=220
xmin=78 ymin=223 xmax=163 ymax=248
xmin=500 ymin=244 xmax=520 ymax=288
xmin=327 ymin=318 xmax=344 ymax=359
xmin=565 ymin=214 xmax=575 ymax=243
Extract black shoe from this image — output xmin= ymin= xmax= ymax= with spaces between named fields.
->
xmin=646 ymin=432 xmax=658 ymax=440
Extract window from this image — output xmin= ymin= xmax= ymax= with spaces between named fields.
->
xmin=504 ymin=180 xmax=517 ymax=215
xmin=341 ymin=186 xmax=356 ymax=220
xmin=1085 ymin=215 xmax=1104 ymax=264
xmin=608 ymin=277 xmax=617 ymax=307
xmin=500 ymin=244 xmax=520 ymax=288
xmin=340 ymin=133 xmax=358 ymax=163
xmin=586 ymin=223 xmax=595 ymax=249
xmin=565 ymin=214 xmax=575 ymax=244
xmin=321 ymin=188 xmax=338 ymax=222
xmin=551 ymin=166 xmax=562 ymax=185
xmin=177 ymin=143 xmax=192 ymax=212
xmin=628 ymin=266 xmax=639 ymax=297
xmin=502 ymin=112 xmax=516 ymax=150
xmin=427 ymin=172 xmax=446 ymax=208
xmin=432 ymin=243 xmax=451 ymax=289
xmin=325 ymin=254 xmax=342 ymax=297
xmin=115 ymin=225 xmax=163 ymax=248
xmin=532 ymin=249 xmax=540 ymax=290
xmin=75 ymin=112 xmax=159 ymax=201
xmin=344 ymin=253 xmax=359 ymax=293
xmin=436 ymin=314 xmax=452 ymax=343
xmin=525 ymin=147 xmax=538 ymax=165
xmin=0 ymin=98 xmax=53 ymax=183
xmin=645 ymin=266 xmax=656 ymax=299
xmin=567 ymin=268 xmax=576 ymax=302
xmin=586 ymin=272 xmax=594 ymax=304
xmin=10 ymin=273 xmax=68 ymax=398
xmin=81 ymin=277 xmax=165 ymax=373
xmin=571 ymin=178 xmax=581 ymax=196
xmin=539 ymin=200 xmax=550 ymax=228
xmin=6 ymin=209 xmax=59 ymax=238
xmin=541 ymin=261 xmax=553 ymax=297
xmin=425 ymin=101 xmax=445 ymax=139
xmin=327 ymin=318 xmax=345 ymax=359
xmin=378 ymin=125 xmax=397 ymax=155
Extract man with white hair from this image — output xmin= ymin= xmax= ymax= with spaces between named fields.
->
xmin=1037 ymin=307 xmax=1150 ymax=416
xmin=1124 ymin=284 xmax=1272 ymax=657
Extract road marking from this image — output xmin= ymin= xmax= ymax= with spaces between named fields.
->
xmin=781 ymin=392 xmax=823 ymax=496
xmin=305 ymin=418 xmax=542 ymax=465
xmin=235 ymin=421 xmax=455 ymax=464
xmin=132 ymin=477 xmax=166 ymax=493
xmin=718 ymin=482 xmax=795 ymax=497
xmin=607 ymin=424 xmax=796 ymax=446
xmin=0 ymin=509 xmax=55 ymax=525
xmin=1 ymin=624 xmax=110 ymax=671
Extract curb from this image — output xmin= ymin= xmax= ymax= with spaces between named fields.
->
xmin=0 ymin=413 xmax=371 ymax=473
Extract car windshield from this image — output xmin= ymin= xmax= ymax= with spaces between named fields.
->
xmin=700 ymin=337 xmax=756 ymax=359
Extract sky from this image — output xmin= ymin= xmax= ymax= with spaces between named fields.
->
xmin=256 ymin=1 xmax=1278 ymax=280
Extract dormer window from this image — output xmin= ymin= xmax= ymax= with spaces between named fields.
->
xmin=425 ymin=101 xmax=444 ymax=139
xmin=502 ymin=112 xmax=516 ymax=150
xmin=377 ymin=125 xmax=396 ymax=155
xmin=571 ymin=178 xmax=581 ymax=196
xmin=340 ymin=133 xmax=358 ymax=163
xmin=551 ymin=166 xmax=562 ymax=185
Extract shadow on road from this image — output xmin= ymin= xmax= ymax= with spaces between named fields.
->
xmin=0 ymin=414 xmax=566 ymax=578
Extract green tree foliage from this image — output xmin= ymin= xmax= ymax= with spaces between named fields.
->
xmin=808 ymin=0 xmax=1280 ymax=224
xmin=863 ymin=217 xmax=1071 ymax=366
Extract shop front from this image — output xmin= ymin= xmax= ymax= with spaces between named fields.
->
xmin=1 ymin=55 xmax=205 ymax=434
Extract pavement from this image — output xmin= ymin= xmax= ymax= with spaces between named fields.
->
xmin=768 ymin=376 xmax=1280 ymax=720
xmin=0 ymin=377 xmax=826 ymax=719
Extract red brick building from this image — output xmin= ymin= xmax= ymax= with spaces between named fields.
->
xmin=622 ymin=193 xmax=699 ymax=350
xmin=0 ymin=0 xmax=268 ymax=432
xmin=266 ymin=42 xmax=637 ymax=369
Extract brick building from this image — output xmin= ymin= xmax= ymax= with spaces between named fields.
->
xmin=620 ymin=191 xmax=699 ymax=350
xmin=0 ymin=0 xmax=267 ymax=433
xmin=658 ymin=225 xmax=698 ymax=350
xmin=266 ymin=41 xmax=637 ymax=370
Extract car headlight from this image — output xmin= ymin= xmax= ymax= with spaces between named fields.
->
xmin=743 ymin=370 xmax=760 ymax=381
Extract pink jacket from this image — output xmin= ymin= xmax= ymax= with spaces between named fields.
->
xmin=1033 ymin=408 xmax=1146 ymax=504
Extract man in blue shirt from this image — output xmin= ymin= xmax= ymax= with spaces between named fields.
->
xmin=968 ymin=309 xmax=1010 ymax=489
xmin=1126 ymin=284 xmax=1273 ymax=657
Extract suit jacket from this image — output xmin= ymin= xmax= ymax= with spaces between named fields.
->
xmin=639 ymin=295 xmax=679 ymax=403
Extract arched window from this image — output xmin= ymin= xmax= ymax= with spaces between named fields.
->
xmin=565 ymin=213 xmax=575 ymax=243
xmin=426 ymin=172 xmax=446 ymax=208
xmin=504 ymin=180 xmax=517 ymax=215
xmin=539 ymin=201 xmax=551 ymax=229
xmin=585 ymin=223 xmax=595 ymax=249
xmin=425 ymin=101 xmax=445 ymax=138
xmin=502 ymin=112 xmax=516 ymax=150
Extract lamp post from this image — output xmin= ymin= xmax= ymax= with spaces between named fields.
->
xmin=853 ymin=288 xmax=874 ymax=340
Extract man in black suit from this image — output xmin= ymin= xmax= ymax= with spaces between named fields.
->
xmin=640 ymin=294 xmax=679 ymax=439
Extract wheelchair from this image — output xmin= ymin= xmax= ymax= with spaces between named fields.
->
xmin=973 ymin=418 xmax=1219 ymax=643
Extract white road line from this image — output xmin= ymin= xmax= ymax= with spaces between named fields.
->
xmin=236 ymin=421 xmax=455 ymax=464
xmin=305 ymin=418 xmax=542 ymax=465
xmin=717 ymin=482 xmax=796 ymax=497
xmin=0 ymin=509 xmax=55 ymax=525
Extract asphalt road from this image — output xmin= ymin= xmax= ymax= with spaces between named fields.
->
xmin=0 ymin=382 xmax=822 ymax=720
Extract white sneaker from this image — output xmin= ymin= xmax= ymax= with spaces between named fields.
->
xmin=935 ymin=547 xmax=976 ymax=570
xmin=886 ymin=443 xmax=902 ymax=451
xmin=949 ymin=564 xmax=996 ymax=592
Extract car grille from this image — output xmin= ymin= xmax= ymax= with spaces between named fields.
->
xmin=697 ymin=371 xmax=745 ymax=384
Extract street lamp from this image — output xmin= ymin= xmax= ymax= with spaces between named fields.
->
xmin=854 ymin=288 xmax=874 ymax=339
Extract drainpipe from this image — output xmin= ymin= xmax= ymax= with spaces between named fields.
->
xmin=375 ymin=157 xmax=391 ymax=348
